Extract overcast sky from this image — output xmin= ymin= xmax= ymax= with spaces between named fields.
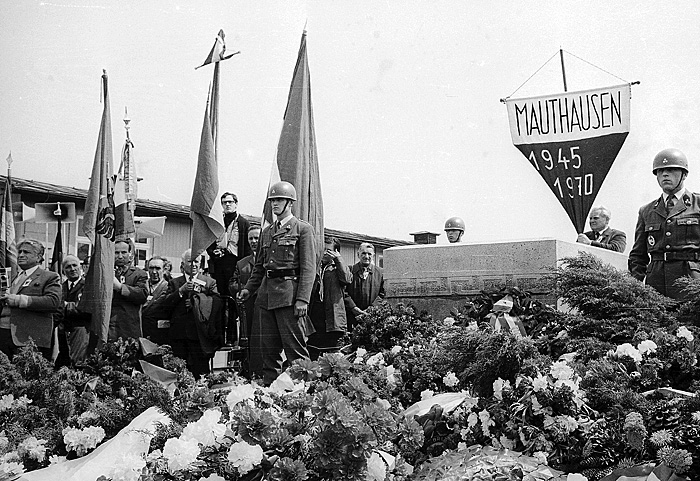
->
xmin=2 ymin=1 xmax=700 ymax=248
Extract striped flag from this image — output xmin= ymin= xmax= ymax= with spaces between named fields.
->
xmin=195 ymin=29 xmax=240 ymax=70
xmin=263 ymin=31 xmax=324 ymax=262
xmin=190 ymin=73 xmax=225 ymax=258
xmin=114 ymin=133 xmax=136 ymax=242
xmin=79 ymin=70 xmax=116 ymax=346
xmin=0 ymin=173 xmax=18 ymax=279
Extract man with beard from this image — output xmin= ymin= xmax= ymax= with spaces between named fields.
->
xmin=109 ymin=239 xmax=148 ymax=341
xmin=206 ymin=192 xmax=251 ymax=344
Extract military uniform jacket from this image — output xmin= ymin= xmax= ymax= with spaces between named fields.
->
xmin=245 ymin=217 xmax=316 ymax=310
xmin=10 ymin=267 xmax=62 ymax=349
xmin=629 ymin=191 xmax=700 ymax=294
xmin=583 ymin=228 xmax=627 ymax=252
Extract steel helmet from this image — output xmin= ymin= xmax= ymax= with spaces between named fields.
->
xmin=267 ymin=181 xmax=297 ymax=201
xmin=444 ymin=216 xmax=465 ymax=232
xmin=653 ymin=148 xmax=688 ymax=174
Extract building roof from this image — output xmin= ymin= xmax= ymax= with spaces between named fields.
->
xmin=2 ymin=175 xmax=413 ymax=249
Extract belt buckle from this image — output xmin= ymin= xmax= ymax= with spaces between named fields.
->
xmin=664 ymin=252 xmax=669 ymax=261
xmin=265 ymin=270 xmax=272 ymax=278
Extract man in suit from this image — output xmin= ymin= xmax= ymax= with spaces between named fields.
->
xmin=344 ymin=242 xmax=386 ymax=331
xmin=109 ymin=239 xmax=148 ymax=341
xmin=206 ymin=192 xmax=251 ymax=345
xmin=141 ymin=256 xmax=171 ymax=345
xmin=238 ymin=181 xmax=316 ymax=385
xmin=576 ymin=206 xmax=627 ymax=252
xmin=164 ymin=250 xmax=220 ymax=378
xmin=229 ymin=226 xmax=260 ymax=344
xmin=56 ymin=255 xmax=91 ymax=364
xmin=0 ymin=239 xmax=61 ymax=360
xmin=629 ymin=148 xmax=700 ymax=300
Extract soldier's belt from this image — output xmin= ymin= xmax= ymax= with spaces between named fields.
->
xmin=265 ymin=268 xmax=300 ymax=278
xmin=650 ymin=252 xmax=700 ymax=262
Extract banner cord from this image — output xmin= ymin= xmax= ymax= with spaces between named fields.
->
xmin=502 ymin=51 xmax=559 ymax=102
xmin=502 ymin=49 xmax=635 ymax=102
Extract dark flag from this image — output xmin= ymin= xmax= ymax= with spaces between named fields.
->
xmin=49 ymin=217 xmax=63 ymax=279
xmin=505 ymin=84 xmax=631 ymax=233
xmin=79 ymin=70 xmax=116 ymax=346
xmin=0 ymin=170 xmax=17 ymax=279
xmin=263 ymin=31 xmax=324 ymax=262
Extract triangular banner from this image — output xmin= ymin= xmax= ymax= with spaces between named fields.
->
xmin=505 ymin=84 xmax=631 ymax=233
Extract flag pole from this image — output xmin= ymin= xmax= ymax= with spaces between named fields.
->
xmin=559 ymin=48 xmax=568 ymax=93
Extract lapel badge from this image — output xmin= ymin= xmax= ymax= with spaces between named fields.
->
xmin=648 ymin=235 xmax=656 ymax=247
xmin=22 ymin=278 xmax=32 ymax=288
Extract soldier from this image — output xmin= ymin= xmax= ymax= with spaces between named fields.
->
xmin=629 ymin=148 xmax=700 ymax=300
xmin=238 ymin=181 xmax=316 ymax=385
xmin=444 ymin=216 xmax=465 ymax=244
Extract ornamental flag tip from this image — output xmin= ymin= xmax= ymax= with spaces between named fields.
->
xmin=195 ymin=29 xmax=240 ymax=70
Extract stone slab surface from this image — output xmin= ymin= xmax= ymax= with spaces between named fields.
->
xmin=383 ymin=238 xmax=628 ymax=318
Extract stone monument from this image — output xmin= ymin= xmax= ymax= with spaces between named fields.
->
xmin=383 ymin=238 xmax=628 ymax=319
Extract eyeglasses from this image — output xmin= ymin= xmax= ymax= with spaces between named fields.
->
xmin=222 ymin=201 xmax=237 ymax=205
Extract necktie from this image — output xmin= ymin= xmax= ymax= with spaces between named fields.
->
xmin=666 ymin=195 xmax=676 ymax=214
xmin=594 ymin=231 xmax=601 ymax=240
xmin=11 ymin=271 xmax=27 ymax=294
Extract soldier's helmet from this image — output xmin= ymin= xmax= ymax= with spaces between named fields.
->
xmin=653 ymin=148 xmax=689 ymax=174
xmin=444 ymin=216 xmax=466 ymax=232
xmin=267 ymin=181 xmax=297 ymax=201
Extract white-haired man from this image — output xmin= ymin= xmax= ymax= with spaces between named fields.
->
xmin=576 ymin=206 xmax=626 ymax=252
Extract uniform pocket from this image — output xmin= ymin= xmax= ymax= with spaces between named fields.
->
xmin=278 ymin=235 xmax=298 ymax=261
xmin=676 ymin=216 xmax=700 ymax=245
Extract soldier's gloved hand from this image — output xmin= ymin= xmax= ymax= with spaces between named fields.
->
xmin=238 ymin=289 xmax=250 ymax=302
xmin=294 ymin=300 xmax=308 ymax=318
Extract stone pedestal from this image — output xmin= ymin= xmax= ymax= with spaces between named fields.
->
xmin=384 ymin=239 xmax=628 ymax=319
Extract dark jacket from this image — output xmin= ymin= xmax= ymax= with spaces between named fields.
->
xmin=583 ymin=227 xmax=627 ymax=252
xmin=109 ymin=266 xmax=148 ymax=341
xmin=57 ymin=277 xmax=91 ymax=331
xmin=309 ymin=256 xmax=352 ymax=333
xmin=628 ymin=191 xmax=700 ymax=299
xmin=206 ymin=214 xmax=251 ymax=284
xmin=9 ymin=267 xmax=62 ymax=349
xmin=344 ymin=262 xmax=385 ymax=329
xmin=141 ymin=279 xmax=171 ymax=343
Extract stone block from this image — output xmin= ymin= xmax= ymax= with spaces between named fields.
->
xmin=383 ymin=239 xmax=628 ymax=319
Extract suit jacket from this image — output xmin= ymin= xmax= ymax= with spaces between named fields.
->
xmin=109 ymin=266 xmax=148 ymax=341
xmin=230 ymin=254 xmax=257 ymax=335
xmin=10 ymin=267 xmax=62 ymax=349
xmin=584 ymin=228 xmax=627 ymax=252
xmin=141 ymin=279 xmax=171 ymax=341
xmin=57 ymin=277 xmax=91 ymax=331
xmin=164 ymin=273 xmax=218 ymax=341
xmin=245 ymin=216 xmax=316 ymax=310
xmin=206 ymin=214 xmax=251 ymax=284
xmin=344 ymin=262 xmax=385 ymax=312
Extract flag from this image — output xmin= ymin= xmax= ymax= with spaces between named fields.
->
xmin=79 ymin=70 xmax=116 ymax=346
xmin=195 ymin=29 xmax=240 ymax=70
xmin=263 ymin=32 xmax=324 ymax=261
xmin=0 ymin=174 xmax=18 ymax=279
xmin=49 ymin=218 xmax=63 ymax=279
xmin=113 ymin=133 xmax=136 ymax=242
xmin=190 ymin=77 xmax=225 ymax=259
xmin=505 ymin=84 xmax=631 ymax=233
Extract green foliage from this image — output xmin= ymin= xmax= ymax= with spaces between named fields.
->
xmin=351 ymin=302 xmax=440 ymax=352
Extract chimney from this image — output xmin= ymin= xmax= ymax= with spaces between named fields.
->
xmin=409 ymin=231 xmax=440 ymax=245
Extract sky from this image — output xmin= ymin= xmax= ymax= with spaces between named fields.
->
xmin=2 ymin=1 xmax=700 ymax=249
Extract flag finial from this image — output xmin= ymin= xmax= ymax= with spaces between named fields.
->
xmin=124 ymin=106 xmax=131 ymax=139
xmin=5 ymin=152 xmax=12 ymax=169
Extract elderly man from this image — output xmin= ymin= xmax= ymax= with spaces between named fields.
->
xmin=229 ymin=226 xmax=261 ymax=343
xmin=238 ymin=181 xmax=316 ymax=385
xmin=206 ymin=192 xmax=251 ymax=345
xmin=141 ymin=256 xmax=172 ymax=345
xmin=576 ymin=206 xmax=627 ymax=252
xmin=56 ymin=255 xmax=91 ymax=363
xmin=0 ymin=239 xmax=61 ymax=360
xmin=110 ymin=239 xmax=148 ymax=341
xmin=164 ymin=250 xmax=220 ymax=378
xmin=629 ymin=148 xmax=700 ymax=300
xmin=344 ymin=242 xmax=385 ymax=331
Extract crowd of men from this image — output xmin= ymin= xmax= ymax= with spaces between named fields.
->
xmin=2 ymin=147 xmax=699 ymax=381
xmin=0 ymin=181 xmax=386 ymax=385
